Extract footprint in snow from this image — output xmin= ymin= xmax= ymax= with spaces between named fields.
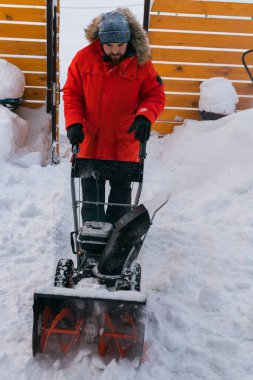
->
xmin=201 ymin=199 xmax=231 ymax=214
xmin=18 ymin=203 xmax=42 ymax=218
xmin=198 ymin=287 xmax=223 ymax=312
xmin=0 ymin=198 xmax=11 ymax=211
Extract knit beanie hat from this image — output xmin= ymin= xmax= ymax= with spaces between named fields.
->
xmin=98 ymin=12 xmax=131 ymax=45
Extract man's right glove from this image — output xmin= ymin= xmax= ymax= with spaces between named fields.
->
xmin=66 ymin=123 xmax=84 ymax=145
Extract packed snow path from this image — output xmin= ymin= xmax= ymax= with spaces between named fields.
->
xmin=1 ymin=109 xmax=253 ymax=379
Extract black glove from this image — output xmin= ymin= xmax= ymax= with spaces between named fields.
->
xmin=66 ymin=123 xmax=84 ymax=145
xmin=128 ymin=115 xmax=151 ymax=143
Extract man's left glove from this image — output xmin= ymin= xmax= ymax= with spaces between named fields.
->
xmin=128 ymin=115 xmax=151 ymax=143
xmin=66 ymin=123 xmax=84 ymax=145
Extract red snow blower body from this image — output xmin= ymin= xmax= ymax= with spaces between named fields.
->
xmin=32 ymin=144 xmax=150 ymax=361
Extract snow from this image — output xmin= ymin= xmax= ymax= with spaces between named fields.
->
xmin=1 ymin=1 xmax=253 ymax=379
xmin=0 ymin=105 xmax=28 ymax=161
xmin=199 ymin=77 xmax=239 ymax=115
xmin=0 ymin=59 xmax=25 ymax=99
xmin=2 ymin=108 xmax=253 ymax=380
xmin=36 ymin=283 xmax=146 ymax=303
xmin=0 ymin=104 xmax=51 ymax=165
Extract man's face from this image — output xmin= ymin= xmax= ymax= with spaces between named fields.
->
xmin=102 ymin=42 xmax=128 ymax=64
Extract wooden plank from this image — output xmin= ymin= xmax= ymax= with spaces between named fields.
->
xmin=0 ymin=7 xmax=46 ymax=22
xmin=23 ymin=87 xmax=46 ymax=101
xmin=1 ymin=23 xmax=46 ymax=39
xmin=165 ymin=93 xmax=253 ymax=109
xmin=237 ymin=97 xmax=253 ymax=109
xmin=0 ymin=57 xmax=47 ymax=72
xmin=151 ymin=48 xmax=253 ymax=66
xmin=154 ymin=63 xmax=251 ymax=81
xmin=226 ymin=83 xmax=253 ymax=97
xmin=163 ymin=79 xmax=253 ymax=96
xmin=0 ymin=40 xmax=46 ymax=56
xmin=151 ymin=0 xmax=253 ymax=17
xmin=1 ymin=0 xmax=45 ymax=5
xmin=165 ymin=93 xmax=199 ymax=108
xmin=150 ymin=14 xmax=253 ymax=34
xmin=21 ymin=101 xmax=46 ymax=109
xmin=149 ymin=31 xmax=253 ymax=50
xmin=152 ymin=122 xmax=176 ymax=134
xmin=163 ymin=79 xmax=202 ymax=93
xmin=158 ymin=108 xmax=200 ymax=121
xmin=23 ymin=73 xmax=46 ymax=86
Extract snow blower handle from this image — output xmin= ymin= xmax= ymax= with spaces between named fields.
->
xmin=72 ymin=144 xmax=79 ymax=156
xmin=139 ymin=141 xmax=147 ymax=160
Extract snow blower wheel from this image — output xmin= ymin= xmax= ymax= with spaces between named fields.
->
xmin=134 ymin=263 xmax=141 ymax=292
xmin=54 ymin=259 xmax=74 ymax=288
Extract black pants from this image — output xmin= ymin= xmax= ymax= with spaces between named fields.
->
xmin=81 ymin=177 xmax=131 ymax=225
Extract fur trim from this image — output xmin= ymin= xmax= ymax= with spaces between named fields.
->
xmin=84 ymin=8 xmax=151 ymax=65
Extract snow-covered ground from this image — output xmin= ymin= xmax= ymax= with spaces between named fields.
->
xmin=1 ymin=1 xmax=253 ymax=379
xmin=2 ymin=105 xmax=253 ymax=380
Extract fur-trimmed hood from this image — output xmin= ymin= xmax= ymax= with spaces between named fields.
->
xmin=84 ymin=8 xmax=151 ymax=65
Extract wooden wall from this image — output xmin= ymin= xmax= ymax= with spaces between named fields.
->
xmin=148 ymin=0 xmax=253 ymax=133
xmin=0 ymin=0 xmax=58 ymax=108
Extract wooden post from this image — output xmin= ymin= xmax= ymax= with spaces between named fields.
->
xmin=143 ymin=0 xmax=151 ymax=32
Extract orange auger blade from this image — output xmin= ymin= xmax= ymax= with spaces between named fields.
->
xmin=99 ymin=312 xmax=143 ymax=359
xmin=33 ymin=292 xmax=146 ymax=360
xmin=40 ymin=307 xmax=84 ymax=354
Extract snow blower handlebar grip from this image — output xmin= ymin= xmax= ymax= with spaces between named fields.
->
xmin=72 ymin=144 xmax=79 ymax=155
xmin=139 ymin=142 xmax=147 ymax=160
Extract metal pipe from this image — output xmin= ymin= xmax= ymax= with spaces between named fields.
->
xmin=71 ymin=177 xmax=79 ymax=240
xmin=143 ymin=0 xmax=151 ymax=32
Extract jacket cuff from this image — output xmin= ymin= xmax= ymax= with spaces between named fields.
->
xmin=65 ymin=117 xmax=84 ymax=130
xmin=136 ymin=108 xmax=155 ymax=124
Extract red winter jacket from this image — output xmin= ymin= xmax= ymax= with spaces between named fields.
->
xmin=63 ymin=40 xmax=165 ymax=161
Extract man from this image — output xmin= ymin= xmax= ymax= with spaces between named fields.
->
xmin=63 ymin=8 xmax=165 ymax=225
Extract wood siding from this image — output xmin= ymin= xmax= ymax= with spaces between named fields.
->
xmin=148 ymin=0 xmax=253 ymax=134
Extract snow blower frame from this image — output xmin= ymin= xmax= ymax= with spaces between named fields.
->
xmin=33 ymin=143 xmax=150 ymax=361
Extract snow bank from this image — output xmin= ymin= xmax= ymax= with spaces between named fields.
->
xmin=16 ymin=106 xmax=51 ymax=166
xmin=0 ymin=105 xmax=51 ymax=166
xmin=157 ymin=108 xmax=253 ymax=194
xmin=0 ymin=105 xmax=28 ymax=161
xmin=0 ymin=58 xmax=51 ymax=166
xmin=199 ymin=77 xmax=239 ymax=115
xmin=0 ymin=59 xmax=25 ymax=99
xmin=2 ymin=107 xmax=253 ymax=380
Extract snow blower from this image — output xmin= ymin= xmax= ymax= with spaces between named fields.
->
xmin=32 ymin=143 xmax=150 ymax=361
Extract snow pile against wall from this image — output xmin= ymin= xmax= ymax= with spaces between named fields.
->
xmin=160 ymin=108 xmax=253 ymax=193
xmin=199 ymin=77 xmax=239 ymax=115
xmin=0 ymin=105 xmax=28 ymax=161
xmin=16 ymin=106 xmax=51 ymax=166
xmin=0 ymin=59 xmax=25 ymax=99
xmin=0 ymin=105 xmax=51 ymax=166
xmin=0 ymin=58 xmax=51 ymax=166
xmin=144 ymin=108 xmax=253 ymax=216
